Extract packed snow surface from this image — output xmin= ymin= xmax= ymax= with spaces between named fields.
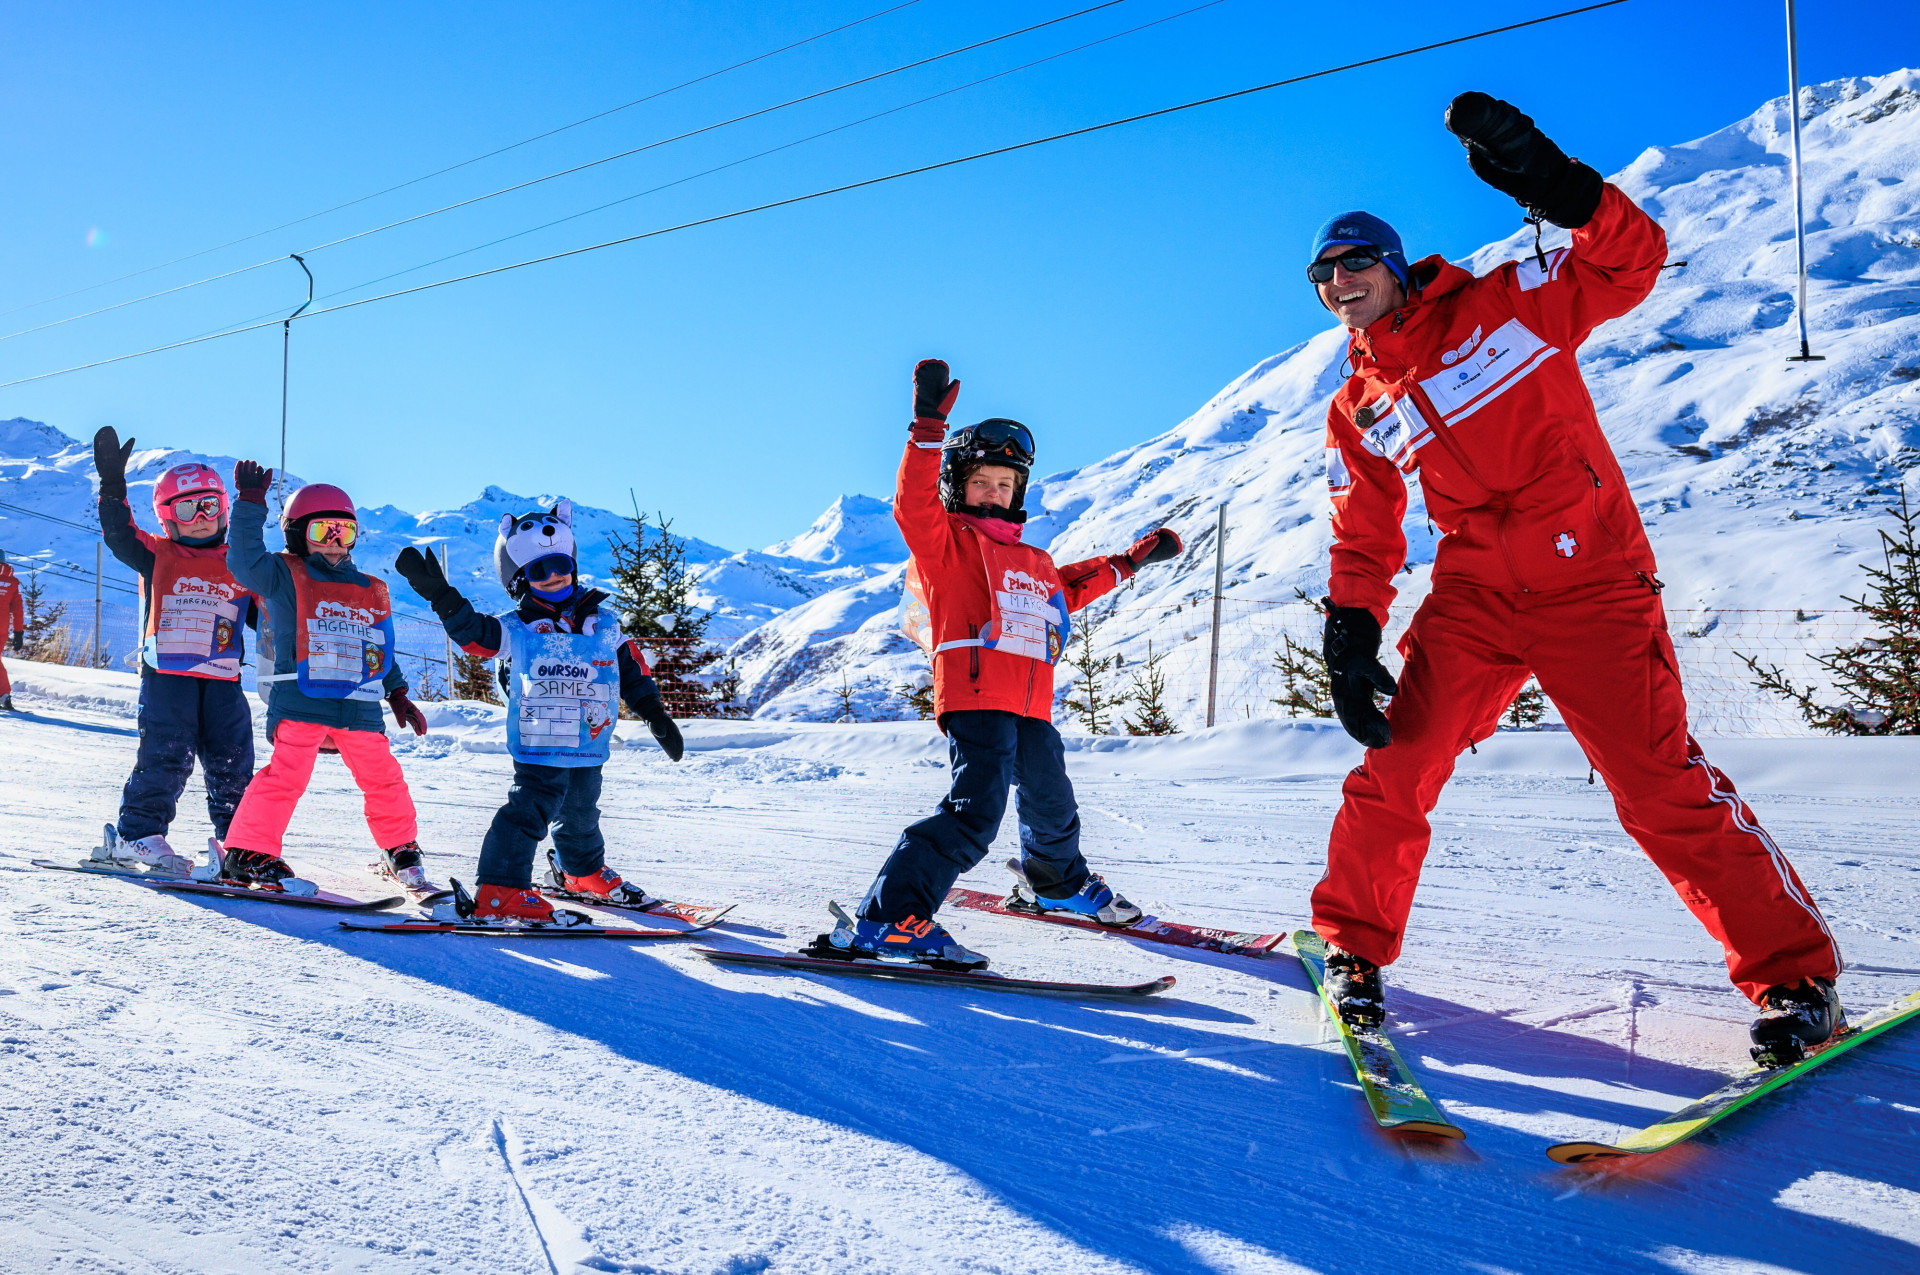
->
xmin=3 ymin=658 xmax=1918 ymax=1273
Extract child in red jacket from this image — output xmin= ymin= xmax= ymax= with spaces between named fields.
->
xmin=827 ymin=359 xmax=1183 ymax=968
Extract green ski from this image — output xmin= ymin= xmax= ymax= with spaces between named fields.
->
xmin=1292 ymin=930 xmax=1465 ymax=1140
xmin=1549 ymin=988 xmax=1920 ymax=1164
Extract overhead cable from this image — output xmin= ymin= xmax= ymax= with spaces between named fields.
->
xmin=0 ymin=0 xmax=928 ymax=323
xmin=0 ymin=0 xmax=1130 ymax=347
xmin=0 ymin=0 xmax=1632 ymax=392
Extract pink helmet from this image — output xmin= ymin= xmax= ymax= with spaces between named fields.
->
xmin=152 ymin=462 xmax=229 ymax=528
xmin=281 ymin=482 xmax=357 ymax=558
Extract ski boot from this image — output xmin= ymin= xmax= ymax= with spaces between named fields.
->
xmin=377 ymin=842 xmax=434 ymax=893
xmin=1322 ymin=944 xmax=1386 ymax=1029
xmin=1750 ymin=977 xmax=1844 ymax=1067
xmin=817 ymin=902 xmax=989 ymax=970
xmin=93 ymin=825 xmax=191 ymax=875
xmin=194 ymin=842 xmax=319 ymax=897
xmin=1007 ymin=858 xmax=1142 ymax=926
xmin=544 ymin=851 xmax=656 ymax=908
xmin=437 ymin=879 xmax=587 ymax=928
xmin=0 ymin=693 xmax=13 ymax=711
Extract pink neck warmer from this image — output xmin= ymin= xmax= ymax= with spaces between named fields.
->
xmin=954 ymin=512 xmax=1023 ymax=545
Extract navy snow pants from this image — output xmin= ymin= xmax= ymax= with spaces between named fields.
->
xmin=118 ymin=671 xmax=256 ymax=842
xmin=476 ymin=762 xmax=607 ymax=889
xmin=861 ymin=709 xmax=1087 ymax=924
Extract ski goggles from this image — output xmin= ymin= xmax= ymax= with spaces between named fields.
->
xmin=947 ymin=418 xmax=1034 ymax=468
xmin=305 ymin=517 xmax=359 ymax=549
xmin=1306 ymin=247 xmax=1388 ymax=284
xmin=523 ymin=553 xmax=574 ymax=582
xmin=169 ymin=494 xmax=225 ymax=522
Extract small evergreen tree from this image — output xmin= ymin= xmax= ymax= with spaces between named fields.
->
xmin=897 ymin=675 xmax=935 ymax=720
xmin=606 ymin=504 xmax=723 ymax=717
xmin=20 ymin=572 xmax=67 ymax=659
xmin=831 ymin=672 xmax=861 ymax=722
xmin=1123 ymin=642 xmax=1180 ymax=736
xmin=1271 ymin=590 xmax=1332 ymax=719
xmin=1743 ymin=488 xmax=1920 ymax=734
xmin=1503 ymin=680 xmax=1547 ymax=729
xmin=1063 ymin=623 xmax=1125 ymax=734
xmin=451 ymin=648 xmax=501 ymax=704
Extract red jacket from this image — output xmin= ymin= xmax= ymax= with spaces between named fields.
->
xmin=1327 ymin=183 xmax=1667 ymax=623
xmin=896 ymin=441 xmax=1130 ymax=721
xmin=0 ymin=563 xmax=21 ymax=642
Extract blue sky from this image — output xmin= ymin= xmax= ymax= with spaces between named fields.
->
xmin=2 ymin=1 xmax=1910 ymax=550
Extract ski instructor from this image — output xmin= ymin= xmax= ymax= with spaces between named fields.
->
xmin=1305 ymin=92 xmax=1843 ymax=1064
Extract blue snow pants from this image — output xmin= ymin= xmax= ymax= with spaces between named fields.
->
xmin=476 ymin=761 xmax=607 ymax=888
xmin=861 ymin=709 xmax=1087 ymax=924
xmin=118 ymin=671 xmax=256 ymax=842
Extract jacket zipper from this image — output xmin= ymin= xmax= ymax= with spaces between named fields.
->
xmin=1404 ymin=379 xmax=1532 ymax=593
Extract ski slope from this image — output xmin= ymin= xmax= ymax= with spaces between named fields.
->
xmin=3 ymin=659 xmax=1917 ymax=1273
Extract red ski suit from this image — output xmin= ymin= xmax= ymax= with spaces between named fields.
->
xmin=0 ymin=561 xmax=23 ymax=697
xmin=896 ymin=440 xmax=1130 ymax=722
xmin=1312 ymin=184 xmax=1840 ymax=1002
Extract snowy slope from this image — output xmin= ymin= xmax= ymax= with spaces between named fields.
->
xmin=735 ymin=69 xmax=1920 ymax=723
xmin=4 ymin=658 xmax=1919 ymax=1271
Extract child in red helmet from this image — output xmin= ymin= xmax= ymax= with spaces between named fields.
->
xmin=89 ymin=429 xmax=261 ymax=873
xmin=212 ymin=459 xmax=430 ymax=895
xmin=825 ymin=359 xmax=1184 ymax=968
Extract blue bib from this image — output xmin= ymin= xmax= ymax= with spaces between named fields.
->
xmin=503 ymin=611 xmax=623 ymax=767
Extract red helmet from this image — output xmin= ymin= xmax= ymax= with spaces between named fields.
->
xmin=281 ymin=482 xmax=356 ymax=557
xmin=152 ymin=462 xmax=229 ymax=528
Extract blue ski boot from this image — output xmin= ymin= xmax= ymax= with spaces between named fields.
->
xmin=1007 ymin=858 xmax=1142 ymax=926
xmin=818 ymin=903 xmax=989 ymax=970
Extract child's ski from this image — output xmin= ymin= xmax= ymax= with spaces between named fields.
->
xmin=340 ymin=914 xmax=721 ymax=938
xmin=539 ymin=888 xmax=734 ymax=928
xmin=367 ymin=862 xmax=452 ymax=905
xmin=34 ymin=858 xmax=404 ymax=912
xmin=1293 ymin=930 xmax=1465 ymax=1140
xmin=695 ymin=945 xmax=1176 ymax=1000
xmin=1548 ymin=988 xmax=1920 ymax=1164
xmin=945 ymin=887 xmax=1284 ymax=958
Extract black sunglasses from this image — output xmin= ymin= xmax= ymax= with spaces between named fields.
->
xmin=1307 ymin=248 xmax=1386 ymax=284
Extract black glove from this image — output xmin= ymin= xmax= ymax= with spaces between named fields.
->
xmin=233 ymin=460 xmax=273 ymax=506
xmin=394 ymin=546 xmax=459 ymax=612
xmin=1126 ymin=528 xmax=1184 ymax=568
xmin=911 ymin=359 xmax=960 ymax=443
xmin=634 ymin=693 xmax=684 ymax=762
xmin=1323 ymin=601 xmax=1396 ymax=749
xmin=9 ymin=631 xmax=22 ymax=654
xmin=93 ymin=427 xmax=135 ymax=502
xmin=1444 ymin=91 xmax=1602 ymax=229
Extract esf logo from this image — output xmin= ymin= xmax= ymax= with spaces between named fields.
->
xmin=536 ymin=662 xmax=591 ymax=679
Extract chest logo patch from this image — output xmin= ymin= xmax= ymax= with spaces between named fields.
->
xmin=1554 ymin=531 xmax=1580 ymax=559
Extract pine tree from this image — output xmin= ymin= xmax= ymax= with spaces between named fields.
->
xmin=451 ymin=648 xmax=501 ymax=704
xmin=897 ymin=675 xmax=935 ymax=720
xmin=1271 ymin=590 xmax=1332 ymax=719
xmin=1123 ymin=642 xmax=1180 ymax=736
xmin=20 ymin=572 xmax=67 ymax=659
xmin=1503 ymin=680 xmax=1547 ymax=729
xmin=1743 ymin=487 xmax=1920 ymax=735
xmin=1063 ymin=622 xmax=1125 ymax=734
xmin=606 ymin=504 xmax=722 ymax=717
xmin=831 ymin=672 xmax=861 ymax=722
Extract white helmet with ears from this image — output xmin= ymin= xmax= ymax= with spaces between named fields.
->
xmin=494 ymin=499 xmax=577 ymax=597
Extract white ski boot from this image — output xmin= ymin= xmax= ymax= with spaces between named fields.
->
xmin=95 ymin=825 xmax=193 ymax=876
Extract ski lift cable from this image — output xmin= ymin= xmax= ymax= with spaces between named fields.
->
xmin=0 ymin=0 xmax=1631 ymax=392
xmin=0 ymin=0 xmax=930 ymax=324
xmin=0 ymin=0 xmax=1131 ymax=347
xmin=200 ymin=0 xmax=1226 ymax=322
xmin=0 ymin=498 xmax=100 ymax=534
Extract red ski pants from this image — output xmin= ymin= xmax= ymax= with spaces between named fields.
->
xmin=225 ymin=720 xmax=417 ymax=855
xmin=1311 ymin=577 xmax=1841 ymax=1004
xmin=0 ymin=650 xmax=10 ymax=697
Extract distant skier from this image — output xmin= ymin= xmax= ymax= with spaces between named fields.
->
xmin=828 ymin=359 xmax=1184 ymax=968
xmin=215 ymin=461 xmax=430 ymax=895
xmin=392 ymin=499 xmax=685 ymax=925
xmin=0 ymin=549 xmax=22 ymax=711
xmin=89 ymin=431 xmax=259 ymax=871
xmin=1307 ymin=92 xmax=1842 ymax=1063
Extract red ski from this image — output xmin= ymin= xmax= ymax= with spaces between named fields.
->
xmin=945 ymin=887 xmax=1285 ymax=958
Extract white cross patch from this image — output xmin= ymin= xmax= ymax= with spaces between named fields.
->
xmin=1554 ymin=531 xmax=1580 ymax=558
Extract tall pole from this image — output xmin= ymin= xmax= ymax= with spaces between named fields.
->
xmin=1784 ymin=0 xmax=1823 ymax=362
xmin=1205 ymin=502 xmax=1228 ymax=728
xmin=93 ymin=541 xmax=103 ymax=668
xmin=279 ymin=254 xmax=315 ymax=506
xmin=441 ymin=543 xmax=455 ymax=697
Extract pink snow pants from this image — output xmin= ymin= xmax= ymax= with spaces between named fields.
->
xmin=225 ymin=720 xmax=417 ymax=855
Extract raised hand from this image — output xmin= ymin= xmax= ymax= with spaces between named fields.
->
xmin=92 ymin=427 xmax=136 ymax=501
xmin=911 ymin=359 xmax=960 ymax=444
xmin=233 ymin=460 xmax=273 ymax=504
xmin=1444 ymin=91 xmax=1602 ymax=229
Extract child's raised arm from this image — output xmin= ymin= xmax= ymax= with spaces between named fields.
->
xmin=394 ymin=547 xmax=502 ymax=658
xmin=893 ymin=358 xmax=963 ymax=563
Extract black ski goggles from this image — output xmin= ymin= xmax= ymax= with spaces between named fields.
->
xmin=947 ymin=418 xmax=1034 ymax=467
xmin=1307 ymin=247 xmax=1387 ymax=284
xmin=523 ymin=553 xmax=574 ymax=582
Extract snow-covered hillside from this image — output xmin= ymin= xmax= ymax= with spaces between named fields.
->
xmin=733 ymin=69 xmax=1920 ymax=724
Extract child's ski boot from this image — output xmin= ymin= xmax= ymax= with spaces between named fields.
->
xmin=194 ymin=841 xmax=319 ymax=897
xmin=1007 ymin=858 xmax=1142 ymax=926
xmin=93 ymin=825 xmax=192 ymax=876
xmin=377 ymin=842 xmax=434 ymax=893
xmin=1322 ymin=944 xmax=1386 ymax=1028
xmin=435 ymin=879 xmax=589 ymax=928
xmin=816 ymin=902 xmax=989 ymax=970
xmin=543 ymin=851 xmax=656 ymax=908
xmin=1750 ymin=977 xmax=1844 ymax=1066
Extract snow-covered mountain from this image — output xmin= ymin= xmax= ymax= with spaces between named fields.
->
xmin=730 ymin=68 xmax=1920 ymax=723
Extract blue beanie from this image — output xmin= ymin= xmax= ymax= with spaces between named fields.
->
xmin=1309 ymin=211 xmax=1409 ymax=290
